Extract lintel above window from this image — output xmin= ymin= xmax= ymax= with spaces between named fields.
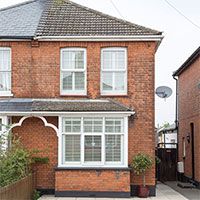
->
xmin=101 ymin=47 xmax=127 ymax=95
xmin=60 ymin=48 xmax=87 ymax=95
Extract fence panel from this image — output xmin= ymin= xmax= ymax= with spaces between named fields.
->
xmin=0 ymin=174 xmax=34 ymax=200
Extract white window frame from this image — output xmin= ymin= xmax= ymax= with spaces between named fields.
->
xmin=101 ymin=47 xmax=127 ymax=95
xmin=58 ymin=115 xmax=128 ymax=168
xmin=0 ymin=47 xmax=13 ymax=97
xmin=0 ymin=116 xmax=9 ymax=150
xmin=60 ymin=48 xmax=87 ymax=95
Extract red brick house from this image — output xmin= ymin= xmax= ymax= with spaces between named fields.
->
xmin=0 ymin=0 xmax=163 ymax=197
xmin=173 ymin=47 xmax=200 ymax=188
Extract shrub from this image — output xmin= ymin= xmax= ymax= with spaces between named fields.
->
xmin=0 ymin=137 xmax=32 ymax=187
xmin=131 ymin=153 xmax=153 ymax=186
xmin=0 ymin=133 xmax=49 ymax=188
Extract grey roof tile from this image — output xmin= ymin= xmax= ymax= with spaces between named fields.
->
xmin=0 ymin=98 xmax=133 ymax=112
xmin=0 ymin=0 xmax=46 ymax=38
xmin=0 ymin=0 xmax=161 ymax=38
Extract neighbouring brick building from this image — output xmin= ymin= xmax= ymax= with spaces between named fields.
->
xmin=173 ymin=46 xmax=200 ymax=188
xmin=0 ymin=0 xmax=163 ymax=197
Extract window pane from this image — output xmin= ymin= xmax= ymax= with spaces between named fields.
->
xmin=105 ymin=118 xmax=123 ymax=133
xmin=62 ymin=51 xmax=84 ymax=69
xmin=84 ymin=136 xmax=101 ymax=162
xmin=102 ymin=51 xmax=112 ymax=70
xmin=83 ymin=118 xmax=103 ymax=133
xmin=64 ymin=135 xmax=80 ymax=162
xmin=0 ymin=72 xmax=11 ymax=91
xmin=115 ymin=72 xmax=125 ymax=91
xmin=115 ymin=51 xmax=125 ymax=69
xmin=62 ymin=72 xmax=72 ymax=90
xmin=0 ymin=50 xmax=11 ymax=71
xmin=102 ymin=72 xmax=113 ymax=91
xmin=74 ymin=72 xmax=85 ymax=90
xmin=63 ymin=118 xmax=81 ymax=133
xmin=102 ymin=50 xmax=125 ymax=70
xmin=106 ymin=135 xmax=121 ymax=162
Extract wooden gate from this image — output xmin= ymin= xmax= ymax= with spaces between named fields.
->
xmin=157 ymin=144 xmax=177 ymax=182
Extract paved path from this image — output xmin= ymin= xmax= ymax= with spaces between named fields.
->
xmin=165 ymin=181 xmax=200 ymax=200
xmin=39 ymin=183 xmax=188 ymax=200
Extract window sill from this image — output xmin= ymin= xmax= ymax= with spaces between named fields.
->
xmin=0 ymin=92 xmax=13 ymax=97
xmin=60 ymin=94 xmax=88 ymax=97
xmin=55 ymin=166 xmax=131 ymax=171
xmin=101 ymin=94 xmax=129 ymax=98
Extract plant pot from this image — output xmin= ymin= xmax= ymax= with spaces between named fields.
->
xmin=138 ymin=185 xmax=150 ymax=198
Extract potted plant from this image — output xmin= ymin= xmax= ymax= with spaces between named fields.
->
xmin=131 ymin=153 xmax=153 ymax=198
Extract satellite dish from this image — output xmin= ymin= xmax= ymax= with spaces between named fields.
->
xmin=156 ymin=86 xmax=172 ymax=99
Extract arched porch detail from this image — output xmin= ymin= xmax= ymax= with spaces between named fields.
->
xmin=8 ymin=116 xmax=59 ymax=137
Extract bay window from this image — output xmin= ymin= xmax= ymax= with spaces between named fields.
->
xmin=101 ymin=48 xmax=127 ymax=95
xmin=0 ymin=48 xmax=12 ymax=96
xmin=60 ymin=48 xmax=87 ymax=95
xmin=60 ymin=116 xmax=128 ymax=167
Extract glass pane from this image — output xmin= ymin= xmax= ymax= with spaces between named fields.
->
xmin=84 ymin=136 xmax=101 ymax=162
xmin=115 ymin=72 xmax=125 ymax=91
xmin=0 ymin=72 xmax=11 ymax=91
xmin=83 ymin=118 xmax=103 ymax=133
xmin=115 ymin=51 xmax=125 ymax=69
xmin=106 ymin=135 xmax=121 ymax=162
xmin=0 ymin=50 xmax=11 ymax=71
xmin=102 ymin=72 xmax=113 ymax=91
xmin=62 ymin=51 xmax=84 ymax=69
xmin=102 ymin=51 xmax=112 ymax=70
xmin=63 ymin=118 xmax=81 ymax=133
xmin=105 ymin=118 xmax=123 ymax=133
xmin=74 ymin=72 xmax=85 ymax=90
xmin=62 ymin=72 xmax=72 ymax=90
xmin=64 ymin=135 xmax=80 ymax=162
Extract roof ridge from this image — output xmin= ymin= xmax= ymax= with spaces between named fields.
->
xmin=0 ymin=0 xmax=40 ymax=12
xmin=67 ymin=0 xmax=161 ymax=35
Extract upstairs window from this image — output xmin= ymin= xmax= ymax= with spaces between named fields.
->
xmin=0 ymin=48 xmax=11 ymax=96
xmin=60 ymin=48 xmax=87 ymax=95
xmin=101 ymin=48 xmax=127 ymax=95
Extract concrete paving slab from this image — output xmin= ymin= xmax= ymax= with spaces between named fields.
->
xmin=39 ymin=183 xmax=188 ymax=200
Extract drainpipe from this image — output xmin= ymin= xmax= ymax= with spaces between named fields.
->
xmin=173 ymin=75 xmax=179 ymax=180
xmin=173 ymin=75 xmax=178 ymax=130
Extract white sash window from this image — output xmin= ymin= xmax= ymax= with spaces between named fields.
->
xmin=60 ymin=48 xmax=87 ymax=95
xmin=0 ymin=48 xmax=12 ymax=96
xmin=101 ymin=48 xmax=127 ymax=95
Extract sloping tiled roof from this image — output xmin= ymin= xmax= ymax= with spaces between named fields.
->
xmin=0 ymin=0 xmax=161 ymax=39
xmin=0 ymin=99 xmax=134 ymax=113
xmin=173 ymin=46 xmax=200 ymax=76
xmin=0 ymin=0 xmax=46 ymax=38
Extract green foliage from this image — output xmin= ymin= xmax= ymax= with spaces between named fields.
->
xmin=131 ymin=153 xmax=153 ymax=186
xmin=155 ymin=156 xmax=161 ymax=164
xmin=0 ymin=133 xmax=49 ymax=188
xmin=0 ymin=138 xmax=32 ymax=187
xmin=32 ymin=157 xmax=49 ymax=164
xmin=32 ymin=190 xmax=41 ymax=200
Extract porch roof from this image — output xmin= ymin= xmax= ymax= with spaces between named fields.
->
xmin=0 ymin=98 xmax=134 ymax=114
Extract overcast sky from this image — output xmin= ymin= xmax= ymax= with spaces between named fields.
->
xmin=0 ymin=0 xmax=200 ymax=126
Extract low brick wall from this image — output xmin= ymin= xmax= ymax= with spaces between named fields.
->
xmin=0 ymin=174 xmax=34 ymax=200
xmin=55 ymin=169 xmax=130 ymax=197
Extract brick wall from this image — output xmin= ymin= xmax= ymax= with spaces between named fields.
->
xmin=178 ymin=56 xmax=200 ymax=182
xmin=12 ymin=117 xmax=58 ymax=189
xmin=55 ymin=170 xmax=130 ymax=192
xmin=1 ymin=40 xmax=157 ymax=190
